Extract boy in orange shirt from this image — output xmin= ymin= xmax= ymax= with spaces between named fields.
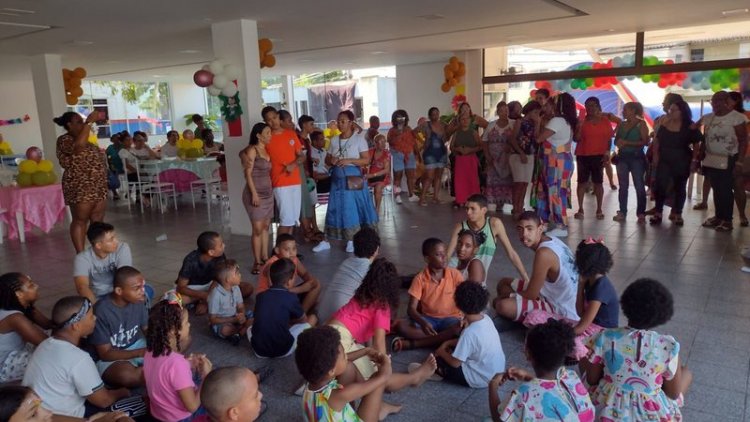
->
xmin=257 ymin=234 xmax=321 ymax=314
xmin=392 ymin=238 xmax=465 ymax=352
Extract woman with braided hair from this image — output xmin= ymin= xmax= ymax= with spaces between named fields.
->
xmin=143 ymin=296 xmax=213 ymax=421
xmin=0 ymin=273 xmax=52 ymax=383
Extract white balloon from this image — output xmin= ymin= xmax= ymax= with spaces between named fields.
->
xmin=221 ymin=84 xmax=238 ymax=97
xmin=223 ymin=64 xmax=241 ymax=80
xmin=201 ymin=64 xmax=211 ymax=72
xmin=207 ymin=86 xmax=222 ymax=97
xmin=212 ymin=75 xmax=228 ymax=89
xmin=209 ymin=60 xmax=225 ymax=75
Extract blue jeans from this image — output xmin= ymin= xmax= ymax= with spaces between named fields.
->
xmin=615 ymin=154 xmax=647 ymax=215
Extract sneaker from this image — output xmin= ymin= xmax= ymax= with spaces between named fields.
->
xmin=346 ymin=240 xmax=354 ymax=253
xmin=408 ymin=194 xmax=420 ymax=202
xmin=312 ymin=241 xmax=331 ymax=253
xmin=741 ymin=266 xmax=750 ymax=274
xmin=395 ymin=195 xmax=403 ymax=205
xmin=546 ymin=227 xmax=568 ymax=237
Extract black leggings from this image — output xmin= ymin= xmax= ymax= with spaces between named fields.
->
xmin=653 ymin=161 xmax=689 ymax=214
xmin=436 ymin=356 xmax=469 ymax=387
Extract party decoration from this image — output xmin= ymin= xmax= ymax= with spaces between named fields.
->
xmin=0 ymin=114 xmax=31 ymax=127
xmin=17 ymin=172 xmax=32 ymax=187
xmin=37 ymin=159 xmax=53 ymax=172
xmin=62 ymin=67 xmax=87 ymax=105
xmin=25 ymin=147 xmax=42 ymax=163
xmin=0 ymin=135 xmax=13 ymax=155
xmin=220 ymin=93 xmax=243 ymax=122
xmin=440 ymin=56 xmax=469 ymax=111
xmin=193 ymin=70 xmax=214 ymax=87
xmin=191 ymin=59 xmax=245 ymax=135
xmin=258 ymin=38 xmax=276 ymax=69
xmin=18 ymin=159 xmax=38 ymax=174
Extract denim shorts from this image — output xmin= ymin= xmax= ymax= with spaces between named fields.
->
xmin=391 ymin=150 xmax=417 ymax=172
xmin=412 ymin=315 xmax=461 ymax=332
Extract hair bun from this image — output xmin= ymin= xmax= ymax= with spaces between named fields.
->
xmin=52 ymin=117 xmax=63 ymax=126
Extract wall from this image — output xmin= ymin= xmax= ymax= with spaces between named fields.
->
xmin=395 ymin=62 xmax=453 ymax=119
xmin=0 ymin=79 xmax=44 ymax=155
xmin=171 ymin=81 xmax=207 ymax=132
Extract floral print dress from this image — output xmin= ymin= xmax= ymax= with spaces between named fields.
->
xmin=499 ymin=368 xmax=595 ymax=421
xmin=587 ymin=327 xmax=682 ymax=421
xmin=303 ymin=379 xmax=361 ymax=422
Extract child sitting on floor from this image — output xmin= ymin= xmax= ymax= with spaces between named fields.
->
xmin=251 ymin=258 xmax=317 ymax=358
xmin=208 ymin=259 xmax=253 ymax=346
xmin=257 ymin=234 xmax=321 ymax=313
xmin=200 ymin=367 xmax=265 ymax=422
xmin=0 ymin=272 xmax=52 ymax=384
xmin=585 ymin=278 xmax=692 ymax=421
xmin=393 ymin=238 xmax=465 ymax=352
xmin=144 ymin=296 xmax=213 ymax=422
xmin=523 ymin=238 xmax=619 ymax=360
xmin=489 ymin=319 xmax=595 ymax=422
xmin=91 ymin=266 xmax=148 ymax=388
xmin=435 ymin=281 xmax=505 ymax=388
xmin=295 ymin=326 xmax=391 ymax=422
xmin=453 ymin=229 xmax=486 ymax=284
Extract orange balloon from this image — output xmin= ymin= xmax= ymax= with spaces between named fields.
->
xmin=263 ymin=54 xmax=276 ymax=68
xmin=73 ymin=67 xmax=87 ymax=78
xmin=440 ymin=82 xmax=450 ymax=92
xmin=450 ymin=61 xmax=460 ymax=73
xmin=68 ymin=77 xmax=82 ymax=87
xmin=449 ymin=56 xmax=459 ymax=64
xmin=62 ymin=68 xmax=72 ymax=79
xmin=457 ymin=62 xmax=466 ymax=77
xmin=65 ymin=94 xmax=77 ymax=105
xmin=258 ymin=38 xmax=273 ymax=53
xmin=443 ymin=67 xmax=453 ymax=79
xmin=450 ymin=78 xmax=458 ymax=87
xmin=70 ymin=86 xmax=83 ymax=97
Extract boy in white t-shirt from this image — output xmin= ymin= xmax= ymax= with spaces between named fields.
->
xmin=434 ymin=281 xmax=505 ymax=388
xmin=309 ymin=130 xmax=331 ymax=194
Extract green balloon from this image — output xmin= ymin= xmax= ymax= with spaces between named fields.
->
xmin=711 ymin=83 xmax=722 ymax=92
xmin=584 ymin=78 xmax=594 ymax=87
xmin=32 ymin=172 xmax=49 ymax=186
xmin=17 ymin=173 xmax=33 ymax=187
xmin=47 ymin=172 xmax=57 ymax=183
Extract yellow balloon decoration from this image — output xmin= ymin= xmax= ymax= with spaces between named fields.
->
xmin=37 ymin=159 xmax=54 ymax=172
xmin=455 ymin=84 xmax=466 ymax=95
xmin=17 ymin=173 xmax=33 ymax=187
xmin=19 ymin=160 xmax=38 ymax=174
xmin=0 ymin=140 xmax=13 ymax=155
xmin=190 ymin=139 xmax=203 ymax=149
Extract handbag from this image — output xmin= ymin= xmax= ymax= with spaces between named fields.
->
xmin=702 ymin=153 xmax=728 ymax=170
xmin=346 ymin=175 xmax=364 ymax=190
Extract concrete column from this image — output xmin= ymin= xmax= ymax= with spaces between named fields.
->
xmin=458 ymin=50 xmax=483 ymax=115
xmin=30 ymin=54 xmax=67 ymax=172
xmin=281 ymin=75 xmax=296 ymax=121
xmin=211 ymin=19 xmax=262 ymax=236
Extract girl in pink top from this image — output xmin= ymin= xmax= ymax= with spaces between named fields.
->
xmin=327 ymin=258 xmax=437 ymax=417
xmin=144 ymin=296 xmax=213 ymax=422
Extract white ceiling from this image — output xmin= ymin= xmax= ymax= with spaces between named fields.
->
xmin=0 ymin=0 xmax=748 ymax=81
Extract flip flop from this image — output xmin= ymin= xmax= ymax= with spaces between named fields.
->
xmin=596 ymin=211 xmax=605 ymax=220
xmin=390 ymin=337 xmax=410 ymax=353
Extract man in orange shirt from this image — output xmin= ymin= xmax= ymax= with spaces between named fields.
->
xmin=262 ymin=106 xmax=304 ymax=235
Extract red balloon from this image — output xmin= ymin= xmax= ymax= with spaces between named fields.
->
xmin=193 ymin=70 xmax=214 ymax=88
xmin=657 ymin=79 xmax=669 ymax=88
xmin=26 ymin=147 xmax=42 ymax=163
xmin=534 ymin=81 xmax=545 ymax=89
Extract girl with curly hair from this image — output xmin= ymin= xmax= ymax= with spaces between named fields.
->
xmin=585 ymin=278 xmax=692 ymax=422
xmin=453 ymin=229 xmax=486 ymax=284
xmin=0 ymin=273 xmax=52 ymax=383
xmin=143 ymin=296 xmax=213 ymax=421
xmin=327 ymin=258 xmax=436 ymax=417
xmin=522 ymin=239 xmax=619 ymax=360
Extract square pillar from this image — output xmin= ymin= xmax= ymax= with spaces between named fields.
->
xmin=30 ymin=54 xmax=67 ymax=173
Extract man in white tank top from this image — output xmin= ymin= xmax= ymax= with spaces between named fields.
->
xmin=493 ymin=211 xmax=579 ymax=323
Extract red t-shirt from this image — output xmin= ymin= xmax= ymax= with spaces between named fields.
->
xmin=266 ymin=129 xmax=302 ymax=187
xmin=576 ymin=119 xmax=614 ymax=156
xmin=387 ymin=127 xmax=416 ymax=155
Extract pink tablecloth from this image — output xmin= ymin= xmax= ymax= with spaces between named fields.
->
xmin=0 ymin=184 xmax=67 ymax=240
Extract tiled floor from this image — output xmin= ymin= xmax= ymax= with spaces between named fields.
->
xmin=1 ymin=184 xmax=748 ymax=421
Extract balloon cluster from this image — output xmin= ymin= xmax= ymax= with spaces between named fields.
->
xmin=62 ymin=67 xmax=87 ymax=105
xmin=176 ymin=137 xmax=204 ymax=159
xmin=441 ymin=56 xmax=466 ymax=92
xmin=193 ymin=60 xmax=241 ymax=98
xmin=0 ymin=137 xmax=12 ymax=155
xmin=258 ymin=38 xmax=276 ymax=68
xmin=17 ymin=156 xmax=57 ymax=187
xmin=681 ymin=68 xmax=740 ymax=91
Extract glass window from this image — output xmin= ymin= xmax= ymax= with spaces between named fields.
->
xmin=644 ymin=21 xmax=750 ymax=64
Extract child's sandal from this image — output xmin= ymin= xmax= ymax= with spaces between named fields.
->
xmin=390 ymin=337 xmax=412 ymax=353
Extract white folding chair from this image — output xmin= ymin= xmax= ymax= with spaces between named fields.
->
xmin=190 ymin=168 xmax=222 ymax=222
xmin=136 ymin=160 xmax=177 ymax=213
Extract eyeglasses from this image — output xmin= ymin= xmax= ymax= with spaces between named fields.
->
xmin=60 ymin=298 xmax=92 ymax=328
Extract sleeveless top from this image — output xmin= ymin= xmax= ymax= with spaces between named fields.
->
xmin=454 ymin=129 xmax=478 ymax=148
xmin=538 ymin=237 xmax=580 ymax=321
xmin=616 ymin=121 xmax=645 ymax=157
xmin=303 ymin=379 xmax=361 ymax=422
xmin=0 ymin=310 xmax=25 ymax=363
xmin=458 ymin=257 xmax=485 ymax=284
xmin=458 ymin=218 xmax=496 ymax=278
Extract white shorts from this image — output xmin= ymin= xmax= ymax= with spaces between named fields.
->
xmin=509 ymin=154 xmax=534 ymax=184
xmin=251 ymin=322 xmax=311 ymax=358
xmin=274 ymin=185 xmax=302 ymax=227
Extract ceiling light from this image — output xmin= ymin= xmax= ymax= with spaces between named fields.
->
xmin=71 ymin=40 xmax=94 ymax=46
xmin=179 ymin=49 xmax=200 ymax=54
xmin=417 ymin=14 xmax=445 ymax=20
xmin=152 ymin=75 xmax=165 ymax=78
xmin=0 ymin=12 xmax=19 ymax=16
xmin=270 ymin=38 xmax=283 ymax=43
xmin=722 ymin=8 xmax=749 ymax=16
xmin=299 ymin=59 xmax=313 ymax=62
xmin=344 ymin=62 xmax=356 ymax=65
xmin=2 ymin=8 xmax=35 ymax=14
xmin=371 ymin=51 xmax=385 ymax=55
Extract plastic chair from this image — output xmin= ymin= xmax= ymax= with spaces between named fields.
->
xmin=190 ymin=169 xmax=222 ymax=222
xmin=136 ymin=159 xmax=177 ymax=213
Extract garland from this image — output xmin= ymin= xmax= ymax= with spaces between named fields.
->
xmin=0 ymin=114 xmax=31 ymax=126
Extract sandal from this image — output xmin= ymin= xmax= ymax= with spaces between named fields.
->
xmin=693 ymin=203 xmax=708 ymax=210
xmin=390 ymin=337 xmax=413 ymax=353
xmin=612 ymin=212 xmax=626 ymax=222
xmin=740 ymin=218 xmax=749 ymax=227
xmin=596 ymin=211 xmax=605 ymax=220
xmin=251 ymin=262 xmax=262 ymax=275
xmin=715 ymin=221 xmax=733 ymax=232
xmin=644 ymin=207 xmax=657 ymax=216
xmin=702 ymin=217 xmax=720 ymax=228
xmin=637 ymin=214 xmax=646 ymax=224
xmin=673 ymin=216 xmax=684 ymax=226
xmin=649 ymin=213 xmax=662 ymax=225
xmin=573 ymin=211 xmax=584 ymax=220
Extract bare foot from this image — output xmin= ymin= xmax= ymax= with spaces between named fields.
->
xmin=378 ymin=402 xmax=402 ymax=421
xmin=411 ymin=354 xmax=438 ymax=387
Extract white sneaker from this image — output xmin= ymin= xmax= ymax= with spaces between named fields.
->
xmin=395 ymin=195 xmax=403 ymax=205
xmin=408 ymin=194 xmax=420 ymax=202
xmin=741 ymin=266 xmax=750 ymax=274
xmin=312 ymin=241 xmax=331 ymax=252
xmin=546 ymin=227 xmax=568 ymax=237
xmin=346 ymin=240 xmax=354 ymax=253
